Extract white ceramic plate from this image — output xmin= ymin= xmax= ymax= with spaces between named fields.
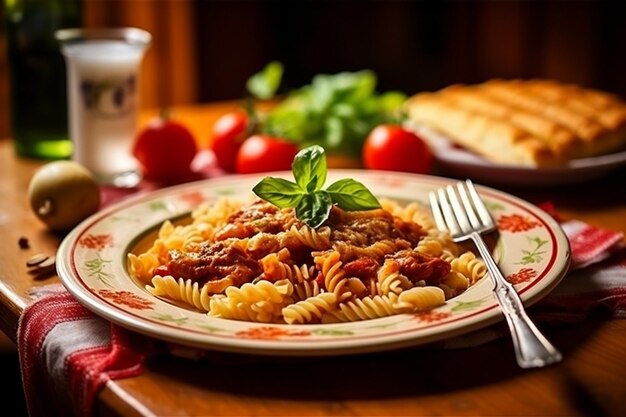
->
xmin=57 ymin=171 xmax=570 ymax=356
xmin=411 ymin=125 xmax=626 ymax=186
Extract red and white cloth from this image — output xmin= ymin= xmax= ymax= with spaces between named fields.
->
xmin=18 ymin=288 xmax=153 ymax=417
xmin=17 ymin=216 xmax=626 ymax=417
xmin=534 ymin=220 xmax=626 ymax=321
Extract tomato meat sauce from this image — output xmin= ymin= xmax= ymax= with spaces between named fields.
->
xmin=151 ymin=199 xmax=450 ymax=291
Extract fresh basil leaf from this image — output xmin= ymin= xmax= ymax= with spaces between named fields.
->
xmin=252 ymin=144 xmax=381 ymax=228
xmin=246 ymin=61 xmax=284 ymax=100
xmin=326 ymin=178 xmax=381 ymax=211
xmin=252 ymin=177 xmax=304 ymax=209
xmin=295 ymin=190 xmax=332 ymax=228
xmin=292 ymin=145 xmax=327 ymax=192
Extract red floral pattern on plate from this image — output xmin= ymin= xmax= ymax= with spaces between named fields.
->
xmin=178 ymin=191 xmax=207 ymax=206
xmin=414 ymin=310 xmax=452 ymax=323
xmin=78 ymin=234 xmax=114 ymax=250
xmin=98 ymin=289 xmax=154 ymax=310
xmin=236 ymin=326 xmax=311 ymax=340
xmin=507 ymin=267 xmax=538 ymax=284
xmin=497 ymin=214 xmax=541 ymax=233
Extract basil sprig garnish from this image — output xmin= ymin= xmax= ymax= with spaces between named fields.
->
xmin=252 ymin=145 xmax=381 ymax=228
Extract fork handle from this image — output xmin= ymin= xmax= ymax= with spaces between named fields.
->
xmin=469 ymin=232 xmax=563 ymax=368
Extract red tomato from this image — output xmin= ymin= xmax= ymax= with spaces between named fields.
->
xmin=132 ymin=114 xmax=198 ymax=182
xmin=362 ymin=124 xmax=432 ymax=174
xmin=211 ymin=111 xmax=249 ymax=172
xmin=236 ymin=135 xmax=299 ymax=174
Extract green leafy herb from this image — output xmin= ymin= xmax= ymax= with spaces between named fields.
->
xmin=246 ymin=64 xmax=406 ymax=157
xmin=295 ymin=191 xmax=332 ymax=228
xmin=326 ymin=178 xmax=381 ymax=211
xmin=246 ymin=61 xmax=284 ymax=100
xmin=252 ymin=145 xmax=381 ymax=228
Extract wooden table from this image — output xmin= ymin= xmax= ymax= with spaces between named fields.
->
xmin=1 ymin=102 xmax=626 ymax=417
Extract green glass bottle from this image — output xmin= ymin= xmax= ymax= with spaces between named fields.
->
xmin=4 ymin=0 xmax=82 ymax=159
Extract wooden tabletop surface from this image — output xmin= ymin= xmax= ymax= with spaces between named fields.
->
xmin=1 ymin=102 xmax=626 ymax=417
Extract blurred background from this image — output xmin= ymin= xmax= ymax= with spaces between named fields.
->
xmin=1 ymin=0 xmax=626 ymax=140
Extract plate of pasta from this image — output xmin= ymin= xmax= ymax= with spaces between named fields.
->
xmin=57 ymin=170 xmax=570 ymax=355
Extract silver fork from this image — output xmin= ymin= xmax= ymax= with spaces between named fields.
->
xmin=429 ymin=179 xmax=562 ymax=368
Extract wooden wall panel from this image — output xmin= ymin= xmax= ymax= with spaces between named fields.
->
xmin=161 ymin=0 xmax=198 ymax=105
xmin=476 ymin=1 xmax=530 ymax=80
xmin=0 ymin=5 xmax=8 ymax=140
xmin=1 ymin=1 xmax=626 ymax=141
xmin=195 ymin=0 xmax=268 ymax=101
xmin=540 ymin=1 xmax=600 ymax=86
xmin=83 ymin=0 xmax=198 ymax=109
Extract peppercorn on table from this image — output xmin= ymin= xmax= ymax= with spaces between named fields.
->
xmin=1 ymin=102 xmax=626 ymax=417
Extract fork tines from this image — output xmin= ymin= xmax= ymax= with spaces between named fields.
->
xmin=429 ymin=179 xmax=495 ymax=238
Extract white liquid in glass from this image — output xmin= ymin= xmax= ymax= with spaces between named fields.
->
xmin=63 ymin=40 xmax=147 ymax=184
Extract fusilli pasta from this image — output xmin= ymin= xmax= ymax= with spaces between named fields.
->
xmin=129 ymin=196 xmax=487 ymax=324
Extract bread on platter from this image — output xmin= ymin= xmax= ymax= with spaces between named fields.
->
xmin=405 ymin=79 xmax=626 ymax=167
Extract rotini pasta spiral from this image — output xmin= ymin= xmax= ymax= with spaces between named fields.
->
xmin=289 ymin=265 xmax=322 ymax=301
xmin=209 ymin=295 xmax=275 ymax=322
xmin=313 ymin=250 xmax=349 ymax=297
xmin=282 ymin=292 xmax=337 ymax=324
xmin=439 ymin=271 xmax=470 ymax=298
xmin=284 ymin=225 xmax=331 ymax=250
xmin=396 ymin=286 xmax=446 ymax=311
xmin=451 ymin=251 xmax=487 ymax=284
xmin=374 ymin=259 xmax=412 ymax=296
xmin=129 ymin=195 xmax=484 ymax=325
xmin=322 ymin=293 xmax=403 ymax=323
xmin=208 ymin=279 xmax=294 ymax=323
xmin=146 ymin=275 xmax=211 ymax=312
xmin=224 ymin=279 xmax=293 ymax=304
xmin=415 ymin=235 xmax=446 ymax=257
xmin=128 ymin=252 xmax=161 ymax=283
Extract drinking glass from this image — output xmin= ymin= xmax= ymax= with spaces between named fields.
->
xmin=56 ymin=27 xmax=151 ymax=187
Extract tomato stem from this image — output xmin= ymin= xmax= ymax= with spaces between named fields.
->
xmin=242 ymin=97 xmax=259 ymax=135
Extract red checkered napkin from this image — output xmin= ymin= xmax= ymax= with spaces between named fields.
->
xmin=17 ymin=287 xmax=154 ymax=417
xmin=534 ymin=220 xmax=626 ymax=321
xmin=17 ymin=217 xmax=625 ymax=416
